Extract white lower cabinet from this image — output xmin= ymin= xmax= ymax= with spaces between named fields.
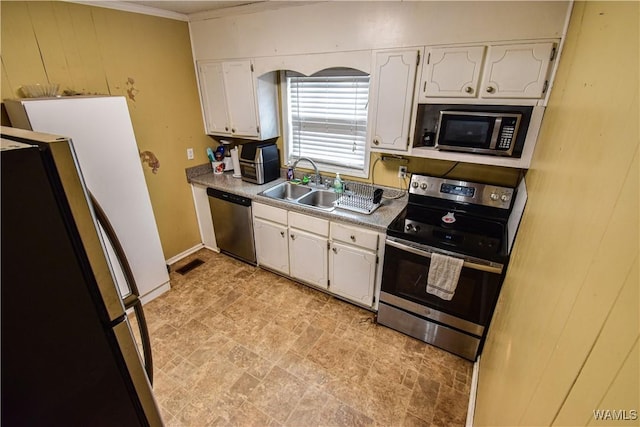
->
xmin=329 ymin=222 xmax=379 ymax=307
xmin=254 ymin=218 xmax=289 ymax=275
xmin=253 ymin=203 xmax=290 ymax=275
xmin=252 ymin=202 xmax=382 ymax=308
xmin=289 ymin=228 xmax=328 ymax=289
xmin=329 ymin=241 xmax=377 ymax=307
xmin=288 ymin=211 xmax=329 ymax=289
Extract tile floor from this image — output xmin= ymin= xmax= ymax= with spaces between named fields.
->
xmin=139 ymin=249 xmax=473 ymax=426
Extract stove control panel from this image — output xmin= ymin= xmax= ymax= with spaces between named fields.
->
xmin=409 ymin=174 xmax=514 ymax=210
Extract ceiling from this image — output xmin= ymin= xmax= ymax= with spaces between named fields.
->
xmin=78 ymin=1 xmax=317 ymax=21
xmin=124 ymin=1 xmax=266 ymax=15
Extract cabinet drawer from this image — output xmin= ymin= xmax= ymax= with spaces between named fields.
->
xmin=253 ymin=202 xmax=287 ymax=225
xmin=289 ymin=211 xmax=329 ymax=237
xmin=330 ymin=222 xmax=378 ymax=251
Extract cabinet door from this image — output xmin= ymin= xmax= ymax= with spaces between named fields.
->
xmin=223 ymin=61 xmax=259 ymax=137
xmin=289 ymin=229 xmax=328 ymax=290
xmin=420 ymin=46 xmax=485 ymax=99
xmin=369 ymin=49 xmax=419 ymax=152
xmin=481 ymin=42 xmax=554 ymax=99
xmin=329 ymin=242 xmax=376 ymax=307
xmin=198 ymin=61 xmax=230 ymax=135
xmin=254 ymin=218 xmax=289 ymax=275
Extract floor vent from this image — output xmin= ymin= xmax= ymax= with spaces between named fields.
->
xmin=175 ymin=259 xmax=205 ymax=275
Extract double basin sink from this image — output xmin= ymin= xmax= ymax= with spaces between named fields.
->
xmin=259 ymin=182 xmax=338 ymax=211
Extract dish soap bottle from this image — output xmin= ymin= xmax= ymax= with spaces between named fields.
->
xmin=333 ymin=173 xmax=344 ymax=194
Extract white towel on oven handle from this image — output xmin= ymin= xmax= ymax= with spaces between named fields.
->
xmin=426 ymin=252 xmax=464 ymax=301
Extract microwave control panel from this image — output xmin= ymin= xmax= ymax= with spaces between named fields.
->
xmin=498 ymin=117 xmax=519 ymax=150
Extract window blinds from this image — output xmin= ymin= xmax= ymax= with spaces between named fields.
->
xmin=286 ymin=70 xmax=369 ymax=171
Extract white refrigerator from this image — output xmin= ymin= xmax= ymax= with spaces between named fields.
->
xmin=5 ymin=96 xmax=170 ymax=302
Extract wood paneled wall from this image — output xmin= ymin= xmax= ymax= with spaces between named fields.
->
xmin=474 ymin=2 xmax=639 ymax=425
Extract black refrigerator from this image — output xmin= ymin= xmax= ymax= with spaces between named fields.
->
xmin=1 ymin=126 xmax=164 ymax=426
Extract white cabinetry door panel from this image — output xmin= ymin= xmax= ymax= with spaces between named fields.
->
xmin=289 ymin=229 xmax=328 ymax=290
xmin=198 ymin=61 xmax=230 ymax=135
xmin=369 ymin=49 xmax=419 ymax=152
xmin=254 ymin=218 xmax=289 ymax=275
xmin=481 ymin=42 xmax=554 ymax=99
xmin=329 ymin=242 xmax=376 ymax=307
xmin=422 ymin=46 xmax=485 ymax=99
xmin=197 ymin=60 xmax=279 ymax=140
xmin=223 ymin=61 xmax=259 ymax=137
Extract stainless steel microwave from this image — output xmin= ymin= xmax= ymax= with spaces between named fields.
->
xmin=415 ymin=104 xmax=534 ymax=158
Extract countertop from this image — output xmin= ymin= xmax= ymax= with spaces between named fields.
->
xmin=186 ymin=164 xmax=407 ymax=232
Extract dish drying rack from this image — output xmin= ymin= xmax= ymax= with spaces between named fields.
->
xmin=334 ymin=181 xmax=384 ymax=214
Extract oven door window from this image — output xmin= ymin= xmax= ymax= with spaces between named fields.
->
xmin=438 ymin=114 xmax=494 ymax=149
xmin=381 ymin=243 xmax=502 ymax=327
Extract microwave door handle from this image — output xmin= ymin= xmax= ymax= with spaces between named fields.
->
xmin=489 ymin=117 xmax=503 ymax=149
xmin=89 ymin=192 xmax=154 ymax=384
xmin=385 ymin=239 xmax=503 ymax=274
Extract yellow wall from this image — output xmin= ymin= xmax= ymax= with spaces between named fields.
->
xmin=474 ymin=2 xmax=639 ymax=426
xmin=0 ymin=1 xmax=212 ymax=259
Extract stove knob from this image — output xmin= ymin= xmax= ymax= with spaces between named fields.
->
xmin=490 ymin=193 xmax=499 ymax=201
xmin=405 ymin=224 xmax=413 ymax=231
xmin=411 ymin=182 xmax=419 ymax=188
xmin=501 ymin=194 xmax=510 ymax=202
xmin=414 ymin=225 xmax=421 ymax=232
xmin=420 ymin=183 xmax=427 ymax=190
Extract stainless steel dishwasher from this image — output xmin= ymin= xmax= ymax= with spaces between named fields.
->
xmin=207 ymin=188 xmax=256 ymax=265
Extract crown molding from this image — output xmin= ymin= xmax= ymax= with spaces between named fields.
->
xmin=65 ymin=1 xmax=190 ymax=21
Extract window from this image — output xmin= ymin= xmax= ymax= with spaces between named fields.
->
xmin=284 ymin=68 xmax=370 ymax=177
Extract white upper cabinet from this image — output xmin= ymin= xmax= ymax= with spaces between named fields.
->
xmin=422 ymin=46 xmax=486 ymax=98
xmin=481 ymin=42 xmax=555 ymax=99
xmin=419 ymin=42 xmax=556 ymax=102
xmin=223 ymin=60 xmax=260 ymax=136
xmin=368 ymin=49 xmax=421 ymax=152
xmin=198 ymin=61 xmax=229 ymax=135
xmin=197 ymin=59 xmax=279 ymax=140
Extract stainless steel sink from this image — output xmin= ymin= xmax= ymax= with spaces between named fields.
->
xmin=261 ymin=182 xmax=313 ymax=201
xmin=259 ymin=182 xmax=336 ymax=211
xmin=297 ymin=190 xmax=338 ymax=210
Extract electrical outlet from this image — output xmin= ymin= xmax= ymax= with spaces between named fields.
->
xmin=398 ymin=166 xmax=407 ymax=178
xmin=186 ymin=148 xmax=194 ymax=160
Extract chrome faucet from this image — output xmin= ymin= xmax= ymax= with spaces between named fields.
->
xmin=292 ymin=157 xmax=321 ymax=186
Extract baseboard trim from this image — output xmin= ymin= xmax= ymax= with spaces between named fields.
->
xmin=466 ymin=356 xmax=480 ymax=427
xmin=165 ymin=244 xmax=206 ymax=266
xmin=139 ymin=282 xmax=171 ymax=305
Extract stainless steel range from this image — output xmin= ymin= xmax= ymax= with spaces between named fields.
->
xmin=377 ymin=174 xmax=515 ymax=361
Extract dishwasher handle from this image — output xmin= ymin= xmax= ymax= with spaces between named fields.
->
xmin=207 ymin=187 xmax=252 ymax=207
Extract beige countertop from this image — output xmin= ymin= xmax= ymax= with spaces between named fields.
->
xmin=186 ymin=164 xmax=407 ymax=233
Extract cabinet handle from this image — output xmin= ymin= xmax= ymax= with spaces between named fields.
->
xmin=332 ymin=247 xmax=338 ymax=254
xmin=465 ymin=86 xmax=473 ymax=94
xmin=373 ymin=139 xmax=379 ymax=146
xmin=290 ymin=234 xmax=296 ymax=240
xmin=280 ymin=231 xmax=285 ymax=238
xmin=485 ymin=86 xmax=495 ymax=94
xmin=350 ymin=235 xmax=356 ymax=241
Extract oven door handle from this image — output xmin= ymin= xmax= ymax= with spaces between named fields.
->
xmin=385 ymin=239 xmax=504 ymax=274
